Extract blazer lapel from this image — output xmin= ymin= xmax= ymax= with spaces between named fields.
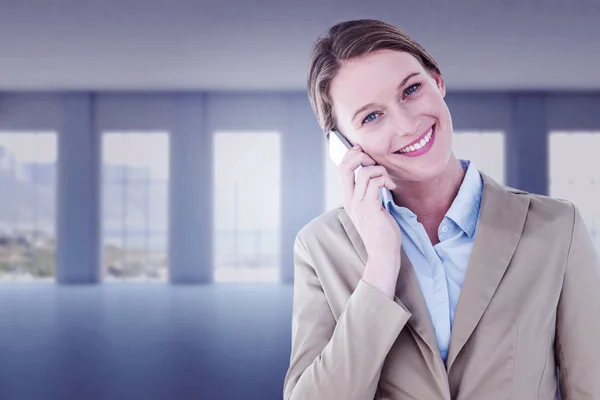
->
xmin=338 ymin=208 xmax=368 ymax=265
xmin=446 ymin=172 xmax=530 ymax=372
xmin=396 ymin=248 xmax=443 ymax=357
xmin=337 ymin=209 xmax=441 ymax=358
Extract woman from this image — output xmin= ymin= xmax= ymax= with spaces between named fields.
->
xmin=283 ymin=19 xmax=600 ymax=400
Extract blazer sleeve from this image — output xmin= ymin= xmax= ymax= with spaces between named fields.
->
xmin=283 ymin=233 xmax=411 ymax=400
xmin=556 ymin=203 xmax=600 ymax=399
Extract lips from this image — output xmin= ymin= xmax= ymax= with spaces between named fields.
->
xmin=394 ymin=124 xmax=435 ymax=154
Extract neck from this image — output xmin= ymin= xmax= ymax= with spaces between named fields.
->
xmin=390 ymin=155 xmax=466 ymax=225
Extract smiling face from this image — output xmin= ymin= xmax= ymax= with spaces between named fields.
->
xmin=330 ymin=49 xmax=454 ymax=183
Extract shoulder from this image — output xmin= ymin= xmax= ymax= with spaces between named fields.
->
xmin=296 ymin=206 xmax=348 ymax=247
xmin=501 ymin=183 xmax=576 ymax=231
xmin=293 ymin=206 xmax=360 ymax=288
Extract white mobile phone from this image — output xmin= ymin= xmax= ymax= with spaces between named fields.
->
xmin=328 ymin=130 xmax=354 ymax=167
xmin=328 ymin=130 xmax=387 ymax=205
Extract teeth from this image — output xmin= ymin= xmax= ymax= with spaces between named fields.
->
xmin=399 ymin=127 xmax=434 ymax=154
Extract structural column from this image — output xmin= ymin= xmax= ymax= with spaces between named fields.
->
xmin=169 ymin=94 xmax=213 ymax=283
xmin=57 ymin=93 xmax=102 ymax=283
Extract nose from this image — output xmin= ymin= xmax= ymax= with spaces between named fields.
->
xmin=390 ymin=108 xmax=420 ymax=137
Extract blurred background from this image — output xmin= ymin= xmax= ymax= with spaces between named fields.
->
xmin=0 ymin=0 xmax=599 ymax=398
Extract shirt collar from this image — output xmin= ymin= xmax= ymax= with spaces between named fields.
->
xmin=446 ymin=159 xmax=483 ymax=238
xmin=382 ymin=159 xmax=483 ymax=238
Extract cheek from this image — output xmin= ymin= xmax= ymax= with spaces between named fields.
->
xmin=360 ymin=135 xmax=391 ymax=158
xmin=421 ymin=94 xmax=447 ymax=118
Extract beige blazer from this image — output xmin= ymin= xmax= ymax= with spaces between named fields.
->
xmin=283 ymin=171 xmax=600 ymax=400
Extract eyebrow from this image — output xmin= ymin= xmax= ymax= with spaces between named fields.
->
xmin=350 ymin=72 xmax=421 ymax=123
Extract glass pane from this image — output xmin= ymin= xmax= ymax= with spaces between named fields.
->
xmin=213 ymin=132 xmax=281 ymax=283
xmin=148 ymin=183 xmax=168 ymax=232
xmin=103 ymin=183 xmax=125 ymax=231
xmin=102 ymin=132 xmax=170 ymax=282
xmin=103 ymin=164 xmax=127 ymax=182
xmin=144 ymin=134 xmax=170 ymax=181
xmin=102 ymin=133 xmax=128 ymax=182
xmin=35 ymin=180 xmax=56 ymax=236
xmin=453 ymin=131 xmax=505 ymax=185
xmin=103 ymin=231 xmax=168 ymax=282
xmin=124 ymin=181 xmax=149 ymax=231
xmin=549 ymin=131 xmax=600 ymax=251
xmin=147 ymin=233 xmax=168 ymax=280
xmin=103 ymin=229 xmax=124 ymax=268
xmin=105 ymin=233 xmax=146 ymax=281
xmin=0 ymin=132 xmax=57 ymax=282
xmin=15 ymin=190 xmax=34 ymax=231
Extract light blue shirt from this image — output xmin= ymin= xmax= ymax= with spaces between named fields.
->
xmin=381 ymin=159 xmax=483 ymax=363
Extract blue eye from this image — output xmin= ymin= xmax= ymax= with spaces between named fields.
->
xmin=362 ymin=112 xmax=379 ymax=124
xmin=404 ymin=82 xmax=422 ymax=96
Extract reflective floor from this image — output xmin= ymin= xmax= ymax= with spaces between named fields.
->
xmin=0 ymin=282 xmax=293 ymax=400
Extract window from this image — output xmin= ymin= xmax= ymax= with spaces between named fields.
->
xmin=453 ymin=131 xmax=505 ymax=185
xmin=324 ymin=137 xmax=344 ymax=211
xmin=213 ymin=132 xmax=281 ymax=283
xmin=549 ymin=131 xmax=600 ymax=250
xmin=323 ymin=130 xmax=506 ymax=211
xmin=0 ymin=132 xmax=57 ymax=282
xmin=102 ymin=132 xmax=169 ymax=282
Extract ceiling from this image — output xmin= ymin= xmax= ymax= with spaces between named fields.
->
xmin=0 ymin=0 xmax=599 ymax=91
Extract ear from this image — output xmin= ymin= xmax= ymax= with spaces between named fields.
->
xmin=431 ymin=72 xmax=446 ymax=98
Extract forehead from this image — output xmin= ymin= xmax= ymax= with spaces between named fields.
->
xmin=330 ymin=50 xmax=424 ymax=118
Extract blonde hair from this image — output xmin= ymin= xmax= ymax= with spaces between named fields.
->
xmin=307 ymin=19 xmax=441 ymax=134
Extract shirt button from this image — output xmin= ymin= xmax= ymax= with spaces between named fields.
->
xmin=441 ymin=226 xmax=449 ymax=233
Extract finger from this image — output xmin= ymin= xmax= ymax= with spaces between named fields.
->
xmin=339 ymin=148 xmax=377 ymax=176
xmin=366 ymin=175 xmax=396 ymax=202
xmin=353 ymin=165 xmax=389 ymax=202
xmin=363 ymin=175 xmax=395 ymax=205
xmin=339 ymin=148 xmax=376 ymax=208
xmin=339 ymin=164 xmax=357 ymax=211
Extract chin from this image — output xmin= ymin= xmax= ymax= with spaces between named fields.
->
xmin=407 ymin=167 xmax=447 ymax=183
xmin=389 ymin=152 xmax=452 ymax=183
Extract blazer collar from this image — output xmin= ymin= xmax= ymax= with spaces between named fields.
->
xmin=337 ymin=171 xmax=530 ymax=373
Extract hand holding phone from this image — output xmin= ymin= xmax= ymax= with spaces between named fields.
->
xmin=328 ymin=130 xmax=403 ymax=298
xmin=328 ymin=130 xmax=386 ymax=204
